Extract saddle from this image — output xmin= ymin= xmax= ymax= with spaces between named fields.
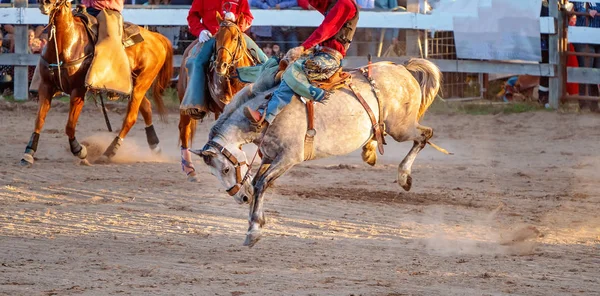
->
xmin=311 ymin=69 xmax=351 ymax=91
xmin=74 ymin=5 xmax=144 ymax=48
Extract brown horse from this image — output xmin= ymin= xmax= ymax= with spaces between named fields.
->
xmin=177 ymin=15 xmax=258 ymax=181
xmin=20 ymin=0 xmax=173 ymax=166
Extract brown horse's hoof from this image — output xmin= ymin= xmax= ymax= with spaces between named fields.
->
xmin=187 ymin=172 xmax=199 ymax=182
xmin=20 ymin=155 xmax=34 ymax=167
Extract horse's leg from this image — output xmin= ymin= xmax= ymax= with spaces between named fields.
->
xmin=65 ymin=89 xmax=89 ymax=164
xmin=178 ymin=112 xmax=198 ymax=182
xmin=96 ymin=80 xmax=150 ymax=163
xmin=20 ymin=84 xmax=54 ymax=166
xmin=397 ymin=124 xmax=433 ymax=192
xmin=244 ymin=157 xmax=298 ymax=247
xmin=139 ymin=97 xmax=161 ymax=155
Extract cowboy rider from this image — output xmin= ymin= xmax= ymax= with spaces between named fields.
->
xmin=180 ymin=0 xmax=267 ymax=120
xmin=244 ymin=0 xmax=359 ymax=129
xmin=82 ymin=0 xmax=132 ymax=97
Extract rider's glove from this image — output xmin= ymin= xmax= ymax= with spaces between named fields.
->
xmin=284 ymin=46 xmax=305 ymax=64
xmin=199 ymin=30 xmax=213 ymax=43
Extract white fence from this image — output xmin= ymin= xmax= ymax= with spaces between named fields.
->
xmin=1 ymin=0 xmax=599 ymax=106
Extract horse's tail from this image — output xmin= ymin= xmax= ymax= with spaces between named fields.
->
xmin=152 ymin=35 xmax=173 ymax=122
xmin=404 ymin=58 xmax=442 ymax=121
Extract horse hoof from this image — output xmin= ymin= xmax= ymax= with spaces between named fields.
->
xmin=150 ymin=145 xmax=162 ymax=155
xmin=94 ymin=155 xmax=110 ymax=164
xmin=243 ymin=230 xmax=262 ymax=248
xmin=20 ymin=157 xmax=34 ymax=167
xmin=187 ymin=173 xmax=199 ymax=182
xmin=399 ymin=173 xmax=412 ymax=192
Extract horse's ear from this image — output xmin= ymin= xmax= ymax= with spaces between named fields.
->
xmin=201 ymin=150 xmax=217 ymax=158
xmin=236 ymin=13 xmax=244 ymax=26
xmin=216 ymin=11 xmax=224 ymax=24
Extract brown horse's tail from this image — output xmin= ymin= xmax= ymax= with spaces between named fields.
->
xmin=405 ymin=58 xmax=442 ymax=121
xmin=152 ymin=35 xmax=173 ymax=122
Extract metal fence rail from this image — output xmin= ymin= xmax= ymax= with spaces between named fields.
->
xmin=1 ymin=1 xmax=598 ymax=106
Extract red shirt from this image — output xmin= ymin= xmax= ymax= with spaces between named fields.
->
xmin=187 ymin=0 xmax=253 ymax=37
xmin=83 ymin=0 xmax=124 ymax=12
xmin=300 ymin=0 xmax=358 ymax=56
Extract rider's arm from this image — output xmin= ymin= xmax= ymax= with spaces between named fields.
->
xmin=237 ymin=0 xmax=254 ymax=32
xmin=301 ymin=0 xmax=356 ymax=50
xmin=187 ymin=0 xmax=209 ymax=37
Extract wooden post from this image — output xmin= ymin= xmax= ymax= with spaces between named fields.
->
xmin=548 ymin=0 xmax=565 ymax=109
xmin=13 ymin=0 xmax=29 ymax=101
xmin=406 ymin=0 xmax=420 ymax=57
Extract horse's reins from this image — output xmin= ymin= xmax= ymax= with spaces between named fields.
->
xmin=43 ymin=0 xmax=93 ymax=93
xmin=202 ymin=140 xmax=249 ymax=196
xmin=204 ymin=125 xmax=269 ymax=197
xmin=214 ymin=22 xmax=250 ymax=80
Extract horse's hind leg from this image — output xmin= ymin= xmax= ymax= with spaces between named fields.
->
xmin=397 ymin=124 xmax=433 ymax=191
xmin=65 ymin=89 xmax=89 ymax=164
xmin=20 ymin=83 xmax=55 ymax=167
xmin=139 ymin=97 xmax=161 ymax=155
xmin=244 ymin=157 xmax=298 ymax=247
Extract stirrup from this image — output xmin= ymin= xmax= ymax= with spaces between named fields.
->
xmin=184 ymin=108 xmax=207 ymax=120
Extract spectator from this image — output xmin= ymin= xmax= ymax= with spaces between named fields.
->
xmin=375 ymin=0 xmax=401 ymax=55
xmin=169 ymin=0 xmax=194 ymax=54
xmin=262 ymin=44 xmax=273 ymax=57
xmin=251 ymin=0 xmax=300 ymax=52
xmin=538 ymin=0 xmax=550 ymax=107
xmin=0 ymin=31 xmax=7 ymax=54
xmin=348 ymin=0 xmax=375 ymax=56
xmin=250 ymin=26 xmax=273 ymax=48
xmin=572 ymin=1 xmax=600 ymax=112
xmin=272 ymin=43 xmax=282 ymax=58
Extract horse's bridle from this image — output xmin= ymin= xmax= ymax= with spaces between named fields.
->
xmin=214 ymin=21 xmax=246 ymax=79
xmin=202 ymin=140 xmax=250 ymax=196
xmin=42 ymin=0 xmax=93 ymax=92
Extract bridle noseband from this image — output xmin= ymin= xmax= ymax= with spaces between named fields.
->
xmin=214 ymin=21 xmax=246 ymax=79
xmin=203 ymin=140 xmax=250 ymax=196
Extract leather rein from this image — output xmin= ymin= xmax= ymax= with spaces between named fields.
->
xmin=41 ymin=0 xmax=93 ymax=92
xmin=214 ymin=21 xmax=256 ymax=80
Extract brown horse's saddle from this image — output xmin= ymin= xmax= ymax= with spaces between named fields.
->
xmin=311 ymin=69 xmax=351 ymax=91
xmin=74 ymin=5 xmax=144 ymax=48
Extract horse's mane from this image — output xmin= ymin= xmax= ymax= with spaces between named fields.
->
xmin=210 ymin=57 xmax=282 ymax=138
xmin=209 ymin=85 xmax=277 ymax=139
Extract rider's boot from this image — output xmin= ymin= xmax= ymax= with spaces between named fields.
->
xmin=243 ymin=106 xmax=268 ymax=132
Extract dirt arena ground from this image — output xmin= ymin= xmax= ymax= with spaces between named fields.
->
xmin=1 ymin=100 xmax=599 ymax=296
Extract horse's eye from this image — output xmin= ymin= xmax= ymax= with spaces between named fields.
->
xmin=222 ymin=167 xmax=231 ymax=175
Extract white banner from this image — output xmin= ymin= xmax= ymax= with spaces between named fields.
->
xmin=433 ymin=0 xmax=542 ymax=62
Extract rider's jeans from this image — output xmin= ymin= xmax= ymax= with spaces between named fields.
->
xmin=263 ymin=80 xmax=295 ymax=124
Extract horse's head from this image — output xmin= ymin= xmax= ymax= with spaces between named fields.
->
xmin=198 ymin=140 xmax=254 ymax=204
xmin=214 ymin=13 xmax=245 ymax=76
xmin=38 ymin=0 xmax=70 ymax=15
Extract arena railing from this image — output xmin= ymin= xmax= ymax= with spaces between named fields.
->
xmin=1 ymin=0 xmax=597 ymax=108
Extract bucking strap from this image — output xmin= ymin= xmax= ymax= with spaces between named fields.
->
xmin=303 ymin=97 xmax=316 ymax=161
xmin=347 ymin=83 xmax=386 ymax=155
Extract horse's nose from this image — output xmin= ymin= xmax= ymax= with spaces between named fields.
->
xmin=217 ymin=63 xmax=228 ymax=75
